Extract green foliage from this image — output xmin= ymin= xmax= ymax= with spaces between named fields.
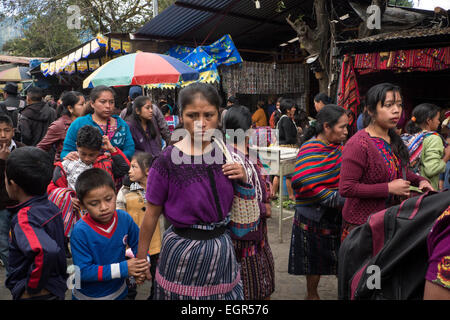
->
xmin=388 ymin=0 xmax=414 ymax=7
xmin=2 ymin=9 xmax=81 ymax=57
xmin=1 ymin=0 xmax=177 ymax=57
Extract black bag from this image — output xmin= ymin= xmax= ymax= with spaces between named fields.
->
xmin=338 ymin=190 xmax=450 ymax=300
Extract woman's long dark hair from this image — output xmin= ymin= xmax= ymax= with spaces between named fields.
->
xmin=132 ymin=96 xmax=157 ymax=139
xmin=405 ymin=103 xmax=440 ymax=134
xmin=300 ymin=104 xmax=346 ymax=145
xmin=363 ymin=83 xmax=410 ymax=166
xmin=56 ymin=91 xmax=84 ymax=118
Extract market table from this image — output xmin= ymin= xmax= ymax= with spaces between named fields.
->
xmin=250 ymin=146 xmax=298 ymax=243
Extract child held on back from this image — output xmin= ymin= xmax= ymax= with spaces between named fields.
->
xmin=48 ymin=125 xmax=129 ymax=238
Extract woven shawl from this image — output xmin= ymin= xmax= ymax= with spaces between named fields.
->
xmin=292 ymin=139 xmax=343 ymax=206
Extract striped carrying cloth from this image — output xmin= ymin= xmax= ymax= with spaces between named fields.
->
xmin=292 ymin=139 xmax=343 ymax=206
xmin=401 ymin=131 xmax=440 ymax=174
xmin=48 ymin=187 xmax=81 ymax=237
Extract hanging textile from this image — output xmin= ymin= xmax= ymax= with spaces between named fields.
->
xmin=338 ymin=55 xmax=360 ymax=131
xmin=96 ymin=34 xmax=108 ymax=47
xmin=88 ymin=59 xmax=100 ymax=71
xmin=110 ymin=38 xmax=121 ymax=54
xmin=122 ymin=41 xmax=132 ymax=54
xmin=166 ymin=45 xmax=194 ymax=60
xmin=354 ymin=46 xmax=450 ymax=74
xmin=40 ymin=63 xmax=49 ymax=76
xmin=82 ymin=43 xmax=91 ymax=58
xmin=77 ymin=60 xmax=88 ymax=73
xmin=65 ymin=63 xmax=76 ymax=75
xmin=201 ymin=34 xmax=243 ymax=66
xmin=48 ymin=62 xmax=56 ymax=76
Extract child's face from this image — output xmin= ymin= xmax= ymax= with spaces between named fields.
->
xmin=128 ymin=159 xmax=147 ymax=183
xmin=0 ymin=122 xmax=14 ymax=147
xmin=81 ymin=185 xmax=116 ymax=224
xmin=77 ymin=146 xmax=100 ymax=166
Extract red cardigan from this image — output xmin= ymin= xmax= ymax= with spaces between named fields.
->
xmin=339 ymin=129 xmax=426 ymax=225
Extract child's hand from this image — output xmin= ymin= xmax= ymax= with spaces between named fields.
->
xmin=71 ymin=197 xmax=81 ymax=211
xmin=127 ymin=258 xmax=150 ymax=277
xmin=0 ymin=143 xmax=11 ymax=161
xmin=102 ymin=135 xmax=116 ymax=154
xmin=64 ymin=151 xmax=79 ymax=161
xmin=135 ymin=268 xmax=151 ymax=285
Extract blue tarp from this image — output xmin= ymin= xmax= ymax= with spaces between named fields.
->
xmin=166 ymin=34 xmax=242 ymax=71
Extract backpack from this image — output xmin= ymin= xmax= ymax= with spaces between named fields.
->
xmin=338 ymin=190 xmax=450 ymax=300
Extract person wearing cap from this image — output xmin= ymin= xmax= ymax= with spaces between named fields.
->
xmin=0 ymin=82 xmax=25 ymax=129
xmin=120 ymin=86 xmax=171 ymax=147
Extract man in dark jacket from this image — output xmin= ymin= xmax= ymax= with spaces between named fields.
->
xmin=0 ymin=82 xmax=25 ymax=129
xmin=18 ymin=87 xmax=56 ymax=146
xmin=0 ymin=115 xmax=25 ymax=271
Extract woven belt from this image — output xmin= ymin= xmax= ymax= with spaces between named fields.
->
xmin=294 ymin=219 xmax=336 ymax=236
xmin=172 ymin=225 xmax=227 ymax=240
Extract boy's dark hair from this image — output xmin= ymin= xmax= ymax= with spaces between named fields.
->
xmin=26 ymin=87 xmax=44 ymax=102
xmin=6 ymin=147 xmax=53 ymax=196
xmin=0 ymin=114 xmax=14 ymax=127
xmin=76 ymin=125 xmax=103 ymax=150
xmin=75 ymin=168 xmax=115 ymax=203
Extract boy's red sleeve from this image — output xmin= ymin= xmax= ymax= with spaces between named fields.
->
xmin=13 ymin=207 xmax=61 ymax=294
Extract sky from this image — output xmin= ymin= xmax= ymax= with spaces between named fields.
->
xmin=413 ymin=0 xmax=450 ymax=10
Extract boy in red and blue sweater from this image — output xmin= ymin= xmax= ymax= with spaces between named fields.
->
xmin=5 ymin=147 xmax=67 ymax=300
xmin=70 ymin=168 xmax=149 ymax=300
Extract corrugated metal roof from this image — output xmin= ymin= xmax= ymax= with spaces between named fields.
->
xmin=0 ymin=55 xmax=48 ymax=65
xmin=135 ymin=0 xmax=312 ymax=50
xmin=336 ymin=27 xmax=450 ymax=54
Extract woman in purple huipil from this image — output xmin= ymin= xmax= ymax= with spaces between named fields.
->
xmin=126 ymin=96 xmax=163 ymax=158
xmin=424 ymin=203 xmax=450 ymax=299
xmin=135 ymin=83 xmax=247 ymax=300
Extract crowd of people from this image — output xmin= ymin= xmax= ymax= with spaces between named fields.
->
xmin=0 ymin=79 xmax=448 ymax=300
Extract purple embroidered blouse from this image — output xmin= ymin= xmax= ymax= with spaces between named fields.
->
xmin=145 ymin=145 xmax=234 ymax=228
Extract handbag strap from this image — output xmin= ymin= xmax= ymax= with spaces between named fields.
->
xmin=212 ymin=137 xmax=233 ymax=163
xmin=206 ymin=166 xmax=225 ymax=221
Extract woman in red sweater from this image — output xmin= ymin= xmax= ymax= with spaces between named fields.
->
xmin=37 ymin=91 xmax=85 ymax=162
xmin=339 ymin=83 xmax=433 ymax=241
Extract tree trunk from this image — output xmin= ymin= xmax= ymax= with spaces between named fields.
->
xmin=286 ymin=0 xmax=330 ymax=94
